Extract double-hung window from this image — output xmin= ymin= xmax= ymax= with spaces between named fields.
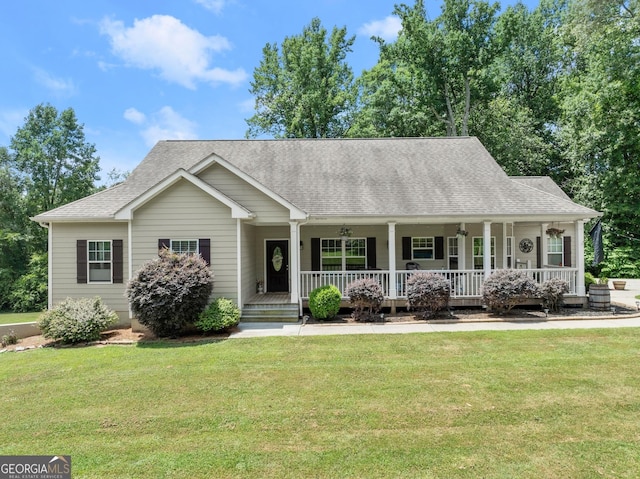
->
xmin=472 ymin=237 xmax=496 ymax=270
xmin=88 ymin=240 xmax=112 ymax=283
xmin=547 ymin=237 xmax=563 ymax=266
xmin=412 ymin=237 xmax=434 ymax=259
xmin=321 ymin=238 xmax=366 ymax=271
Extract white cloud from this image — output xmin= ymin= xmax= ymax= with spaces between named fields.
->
xmin=0 ymin=108 xmax=27 ymax=140
xmin=99 ymin=14 xmax=247 ymax=89
xmin=134 ymin=106 xmax=198 ymax=147
xmin=32 ymin=67 xmax=77 ymax=95
xmin=123 ymin=107 xmax=146 ymax=125
xmin=194 ymin=0 xmax=226 ymax=14
xmin=358 ymin=16 xmax=402 ymax=42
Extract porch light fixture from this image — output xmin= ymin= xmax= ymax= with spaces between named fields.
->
xmin=636 ymin=301 xmax=640 ymax=311
xmin=456 ymin=225 xmax=468 ymax=237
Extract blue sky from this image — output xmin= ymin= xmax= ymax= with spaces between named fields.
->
xmin=1 ymin=0 xmax=538 ymax=179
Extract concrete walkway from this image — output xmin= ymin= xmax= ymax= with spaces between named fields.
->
xmin=230 ymin=279 xmax=640 ymax=339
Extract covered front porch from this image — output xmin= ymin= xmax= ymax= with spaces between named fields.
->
xmin=291 ymin=219 xmax=587 ymax=306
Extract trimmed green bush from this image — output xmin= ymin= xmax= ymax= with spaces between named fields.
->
xmin=38 ymin=297 xmax=118 ymax=344
xmin=309 ymin=285 xmax=342 ymax=320
xmin=540 ymin=277 xmax=570 ymax=312
xmin=481 ymin=269 xmax=539 ymax=314
xmin=406 ymin=272 xmax=450 ymax=319
xmin=346 ymin=278 xmax=384 ymax=322
xmin=127 ymin=249 xmax=214 ymax=337
xmin=195 ymin=298 xmax=240 ymax=333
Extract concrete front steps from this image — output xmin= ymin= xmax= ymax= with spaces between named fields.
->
xmin=241 ymin=303 xmax=299 ymax=322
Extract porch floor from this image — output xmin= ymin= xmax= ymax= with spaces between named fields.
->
xmin=245 ymin=293 xmax=291 ymax=305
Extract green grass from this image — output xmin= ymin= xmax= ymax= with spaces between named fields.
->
xmin=2 ymin=329 xmax=640 ymax=478
xmin=0 ymin=311 xmax=41 ymax=325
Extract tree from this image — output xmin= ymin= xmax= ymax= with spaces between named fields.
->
xmin=10 ymin=104 xmax=100 ymax=223
xmin=2 ymin=104 xmax=101 ymax=310
xmin=246 ymin=18 xmax=357 ymax=138
xmin=557 ymin=0 xmax=640 ymax=255
xmin=352 ymin=0 xmax=499 ymax=138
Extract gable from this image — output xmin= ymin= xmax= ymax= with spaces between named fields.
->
xmin=198 ymin=163 xmax=295 ymax=224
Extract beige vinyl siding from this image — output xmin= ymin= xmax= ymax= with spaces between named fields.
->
xmin=300 ymin=225 xmax=390 ymax=271
xmin=514 ymin=222 xmax=575 ymax=268
xmin=131 ymin=179 xmax=238 ymax=301
xmin=50 ymin=222 xmax=129 ymax=322
xmin=199 ymin=164 xmax=291 ymax=224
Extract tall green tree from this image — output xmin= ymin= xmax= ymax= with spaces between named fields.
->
xmin=351 ymin=0 xmax=499 ymax=138
xmin=2 ymin=103 xmax=100 ymax=310
xmin=558 ymin=0 xmax=640 ymax=252
xmin=246 ymin=18 xmax=357 ymax=138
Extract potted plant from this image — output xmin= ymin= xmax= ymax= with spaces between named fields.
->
xmin=612 ymin=280 xmax=626 ymax=290
xmin=256 ymin=279 xmax=264 ymax=294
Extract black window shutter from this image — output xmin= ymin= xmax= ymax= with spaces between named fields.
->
xmin=158 ymin=238 xmax=170 ymax=253
xmin=402 ymin=237 xmax=411 ymax=260
xmin=367 ymin=237 xmax=376 ymax=269
xmin=563 ymin=236 xmax=572 ymax=267
xmin=77 ymin=240 xmax=87 ymax=284
xmin=199 ymin=238 xmax=211 ymax=265
xmin=112 ymin=239 xmax=123 ymax=283
xmin=435 ymin=236 xmax=444 ymax=260
xmin=311 ymin=238 xmax=320 ymax=271
xmin=536 ymin=236 xmax=541 ymax=268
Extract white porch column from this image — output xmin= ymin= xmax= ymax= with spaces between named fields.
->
xmin=388 ymin=222 xmax=397 ymax=299
xmin=502 ymin=222 xmax=508 ymax=269
xmin=576 ymin=219 xmax=586 ymax=296
xmin=289 ymin=221 xmax=300 ymax=303
xmin=541 ymin=223 xmax=549 ymax=268
xmin=459 ymin=222 xmax=466 ymax=270
xmin=483 ymin=221 xmax=492 ymax=279
xmin=236 ymin=219 xmax=243 ymax=308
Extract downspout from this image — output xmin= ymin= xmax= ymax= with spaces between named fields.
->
xmin=38 ymin=222 xmax=52 ymax=310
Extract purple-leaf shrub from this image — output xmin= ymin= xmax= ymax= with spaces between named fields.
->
xmin=126 ymin=249 xmax=214 ymax=336
xmin=481 ymin=269 xmax=539 ymax=314
xmin=345 ymin=277 xmax=384 ymax=322
xmin=406 ymin=272 xmax=450 ymax=319
xmin=540 ymin=277 xmax=569 ymax=312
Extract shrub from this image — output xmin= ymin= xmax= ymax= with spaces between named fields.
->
xmin=481 ymin=269 xmax=539 ymax=314
xmin=195 ymin=298 xmax=240 ymax=333
xmin=345 ymin=278 xmax=384 ymax=322
xmin=406 ymin=272 xmax=450 ymax=319
xmin=309 ymin=285 xmax=342 ymax=320
xmin=540 ymin=277 xmax=570 ymax=312
xmin=127 ymin=249 xmax=214 ymax=337
xmin=1 ymin=330 xmax=17 ymax=347
xmin=38 ymin=297 xmax=118 ymax=344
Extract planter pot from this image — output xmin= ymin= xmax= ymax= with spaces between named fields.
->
xmin=612 ymin=280 xmax=626 ymax=290
xmin=589 ymin=284 xmax=611 ymax=310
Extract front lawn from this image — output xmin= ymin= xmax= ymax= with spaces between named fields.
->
xmin=1 ymin=329 xmax=640 ymax=478
xmin=0 ymin=311 xmax=41 ymax=325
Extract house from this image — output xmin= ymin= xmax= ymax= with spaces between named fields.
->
xmin=32 ymin=137 xmax=600 ymax=326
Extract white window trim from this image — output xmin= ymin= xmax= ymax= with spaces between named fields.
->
xmin=321 ymin=237 xmax=367 ymax=271
xmin=412 ymin=236 xmax=435 ymax=260
xmin=472 ymin=236 xmax=496 ymax=270
xmin=88 ymin=240 xmax=113 ymax=284
xmin=506 ymin=236 xmax=514 ymax=268
xmin=170 ymin=239 xmax=199 ymax=255
xmin=547 ymin=236 xmax=564 ymax=267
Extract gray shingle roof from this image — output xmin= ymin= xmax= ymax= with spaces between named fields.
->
xmin=33 ymin=137 xmax=599 ymax=221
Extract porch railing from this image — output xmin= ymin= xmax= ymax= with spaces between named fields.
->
xmin=299 ymin=268 xmax=578 ymax=299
